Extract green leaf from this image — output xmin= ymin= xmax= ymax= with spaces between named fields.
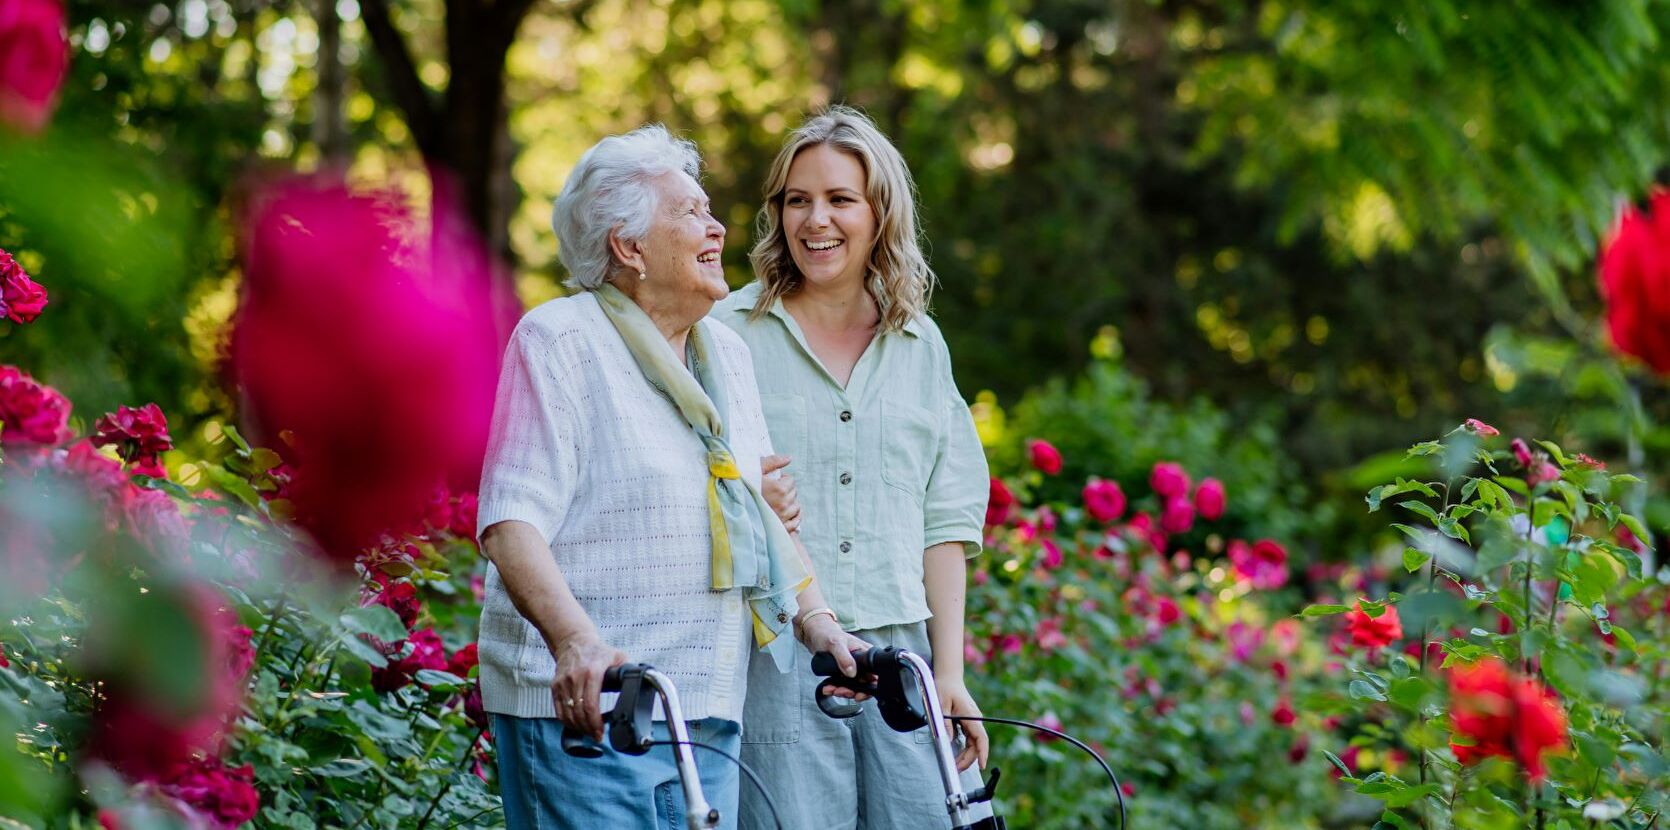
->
xmin=203 ymin=464 xmax=262 ymax=508
xmin=1617 ymin=514 xmax=1653 ymax=550
xmin=1348 ymin=679 xmax=1388 ymax=702
xmin=1402 ymin=547 xmax=1431 ymax=573
xmin=1495 ymin=476 xmax=1529 ymax=496
xmin=1323 ymin=750 xmax=1353 ymax=777
xmin=221 ymin=424 xmax=254 ymax=454
xmin=310 ymin=759 xmax=372 ymax=778
xmin=1300 ymin=604 xmax=1351 ymax=617
xmin=338 ymin=634 xmax=390 ymax=669
xmin=414 ymin=669 xmax=467 ymax=693
xmin=250 ymin=447 xmax=285 ymax=472
xmin=1399 ymin=500 xmax=1441 ymax=524
xmin=340 ymin=606 xmax=408 ymax=644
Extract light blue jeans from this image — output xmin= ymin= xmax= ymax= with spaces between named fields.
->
xmin=492 ymin=714 xmax=741 ymax=830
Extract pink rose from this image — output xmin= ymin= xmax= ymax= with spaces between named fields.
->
xmin=1510 ymin=438 xmax=1534 ymax=468
xmin=1082 ymin=478 xmax=1126 ymax=523
xmin=230 ymin=179 xmax=515 ymax=562
xmin=1462 ymin=418 xmax=1499 ymax=437
xmin=1193 ymin=477 xmax=1226 ymax=521
xmin=1033 ymin=712 xmax=1064 ymax=742
xmin=0 ymin=248 xmax=48 ymax=323
xmin=0 ymin=0 xmax=68 ymax=134
xmin=1026 ymin=439 xmax=1062 ymax=475
xmin=1149 ymin=461 xmax=1190 ymax=499
xmin=372 ymin=627 xmax=448 ymax=693
xmin=985 ymin=477 xmax=1015 ymax=527
xmin=1229 ymin=538 xmax=1290 ymax=589
xmin=1040 ymin=539 xmax=1064 ymax=570
xmin=1271 ymin=698 xmax=1296 ymax=727
xmin=0 ymin=364 xmax=71 ymax=445
xmin=157 ymin=756 xmax=260 ymax=829
xmin=1159 ymin=496 xmax=1195 ymax=534
xmin=450 ymin=492 xmax=479 ymax=538
xmin=92 ymin=403 xmax=174 ymax=478
xmin=1035 ymin=617 xmax=1068 ymax=650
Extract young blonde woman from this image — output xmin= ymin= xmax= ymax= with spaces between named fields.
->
xmin=712 ymin=106 xmax=992 ymax=829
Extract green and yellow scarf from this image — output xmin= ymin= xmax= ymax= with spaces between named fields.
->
xmin=595 ymin=283 xmax=810 ymax=672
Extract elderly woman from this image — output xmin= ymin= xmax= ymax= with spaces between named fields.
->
xmin=712 ymin=107 xmax=992 ymax=828
xmin=475 ymin=124 xmax=866 ymax=829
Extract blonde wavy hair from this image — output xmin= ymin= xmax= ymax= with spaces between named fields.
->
xmin=747 ymin=105 xmax=935 ymax=333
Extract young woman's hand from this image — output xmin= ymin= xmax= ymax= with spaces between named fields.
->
xmin=761 ymin=454 xmax=801 ymax=534
xmin=797 ymin=614 xmax=872 ymax=700
xmin=937 ymin=678 xmax=989 ymax=771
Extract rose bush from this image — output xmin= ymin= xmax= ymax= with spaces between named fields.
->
xmin=1300 ymin=424 xmax=1667 ymax=829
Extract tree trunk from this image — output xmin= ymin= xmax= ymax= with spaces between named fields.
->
xmin=312 ymin=0 xmax=350 ymax=164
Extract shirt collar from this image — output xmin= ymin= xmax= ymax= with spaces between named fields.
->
xmin=732 ymin=281 xmax=926 ymax=339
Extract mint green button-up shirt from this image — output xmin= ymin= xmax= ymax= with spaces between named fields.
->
xmin=711 ymin=281 xmax=989 ymax=631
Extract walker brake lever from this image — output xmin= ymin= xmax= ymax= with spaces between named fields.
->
xmin=560 ymin=664 xmax=655 ymax=758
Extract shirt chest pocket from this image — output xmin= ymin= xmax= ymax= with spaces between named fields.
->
xmin=759 ymin=394 xmax=806 ymax=463
xmin=880 ymin=399 xmax=939 ymax=501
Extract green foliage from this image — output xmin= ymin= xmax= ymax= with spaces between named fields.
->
xmin=1307 ymin=427 xmax=1668 ymax=828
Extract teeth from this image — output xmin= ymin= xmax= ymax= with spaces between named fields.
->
xmin=807 ymin=239 xmax=842 ymax=251
xmin=697 ymin=253 xmax=718 ymax=263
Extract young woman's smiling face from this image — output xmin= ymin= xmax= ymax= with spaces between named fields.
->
xmin=781 ymin=143 xmax=877 ymax=291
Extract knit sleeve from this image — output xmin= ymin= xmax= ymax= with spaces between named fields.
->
xmin=476 ymin=320 xmax=580 ymax=546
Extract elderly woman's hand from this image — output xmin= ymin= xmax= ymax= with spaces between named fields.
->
xmin=797 ymin=613 xmax=874 ymax=700
xmin=549 ymin=631 xmax=629 ymax=741
xmin=761 ymin=454 xmax=801 ymax=534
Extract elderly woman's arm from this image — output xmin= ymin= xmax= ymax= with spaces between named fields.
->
xmin=482 ymin=519 xmax=626 ymax=740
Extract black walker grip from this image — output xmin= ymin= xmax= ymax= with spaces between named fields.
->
xmin=559 ymin=664 xmax=634 ymax=758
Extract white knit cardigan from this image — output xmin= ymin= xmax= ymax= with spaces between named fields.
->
xmin=474 ymin=292 xmax=772 ymax=722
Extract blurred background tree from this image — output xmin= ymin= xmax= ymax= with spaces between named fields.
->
xmin=4 ymin=0 xmax=1668 ymax=551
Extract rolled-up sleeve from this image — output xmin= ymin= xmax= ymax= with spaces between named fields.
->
xmin=922 ymin=376 xmax=989 ymax=557
xmin=476 ymin=322 xmax=578 ymax=547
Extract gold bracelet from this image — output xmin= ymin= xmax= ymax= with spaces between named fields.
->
xmin=795 ymin=607 xmax=838 ymax=636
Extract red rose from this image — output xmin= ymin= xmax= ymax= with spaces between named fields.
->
xmin=0 ymin=364 xmax=71 ymax=445
xmin=1082 ymin=478 xmax=1126 ymax=523
xmin=1344 ymin=600 xmax=1403 ymax=649
xmin=157 ymin=756 xmax=260 ymax=829
xmin=230 ymin=179 xmax=514 ymax=562
xmin=1462 ymin=419 xmax=1499 ymax=437
xmin=372 ymin=627 xmax=448 ymax=693
xmin=450 ymin=492 xmax=479 ymax=538
xmin=0 ymin=248 xmax=48 ymax=323
xmin=1598 ymin=190 xmax=1670 ymax=375
xmin=1124 ymin=511 xmax=1167 ymax=553
xmin=985 ymin=477 xmax=1015 ymax=527
xmin=1159 ymin=496 xmax=1195 ymax=534
xmin=1149 ymin=461 xmax=1190 ymax=499
xmin=0 ymin=0 xmax=68 ymax=134
xmin=1448 ymin=657 xmax=1568 ymax=781
xmin=447 ymin=643 xmax=479 ymax=677
xmin=1271 ymin=698 xmax=1296 ymax=727
xmin=0 ymin=641 xmax=9 ymax=668
xmin=1026 ymin=439 xmax=1062 ymax=475
xmin=92 ymin=403 xmax=174 ymax=478
xmin=365 ymin=574 xmax=421 ymax=630
xmin=1229 ymin=538 xmax=1290 ymax=589
xmin=1193 ymin=477 xmax=1226 ymax=521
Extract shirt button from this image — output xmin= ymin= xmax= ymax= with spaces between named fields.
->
xmin=839 ymin=410 xmax=852 ymax=422
xmin=839 ymin=541 xmax=852 ymax=553
xmin=777 ymin=612 xmax=789 ymax=624
xmin=839 ymin=472 xmax=852 ymax=485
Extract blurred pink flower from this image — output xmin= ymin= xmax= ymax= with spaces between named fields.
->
xmin=1462 ymin=419 xmax=1499 ymax=437
xmin=1040 ymin=539 xmax=1064 ymax=570
xmin=1033 ymin=712 xmax=1064 ymax=742
xmin=450 ymin=492 xmax=480 ymax=538
xmin=1124 ymin=511 xmax=1167 ymax=553
xmin=1271 ymin=698 xmax=1296 ymax=727
xmin=1193 ymin=477 xmax=1225 ymax=521
xmin=1149 ymin=461 xmax=1190 ymax=499
xmin=0 ymin=248 xmax=48 ymax=323
xmin=156 ymin=756 xmax=260 ymax=829
xmin=0 ymin=364 xmax=70 ymax=445
xmin=230 ymin=179 xmax=515 ymax=562
xmin=1026 ymin=438 xmax=1062 ymax=475
xmin=1510 ymin=438 xmax=1534 ymax=468
xmin=1229 ymin=539 xmax=1289 ymax=589
xmin=1225 ymin=620 xmax=1264 ymax=662
xmin=1159 ymin=496 xmax=1195 ymax=534
xmin=0 ymin=0 xmax=68 ymax=134
xmin=1036 ymin=617 xmax=1068 ymax=650
xmin=1082 ymin=478 xmax=1126 ymax=523
xmin=986 ymin=477 xmax=1015 ymax=527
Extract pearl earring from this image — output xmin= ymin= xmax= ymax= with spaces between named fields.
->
xmin=639 ymin=269 xmax=648 ymax=281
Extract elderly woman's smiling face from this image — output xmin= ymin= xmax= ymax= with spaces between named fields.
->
xmin=637 ymin=171 xmax=728 ymax=306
